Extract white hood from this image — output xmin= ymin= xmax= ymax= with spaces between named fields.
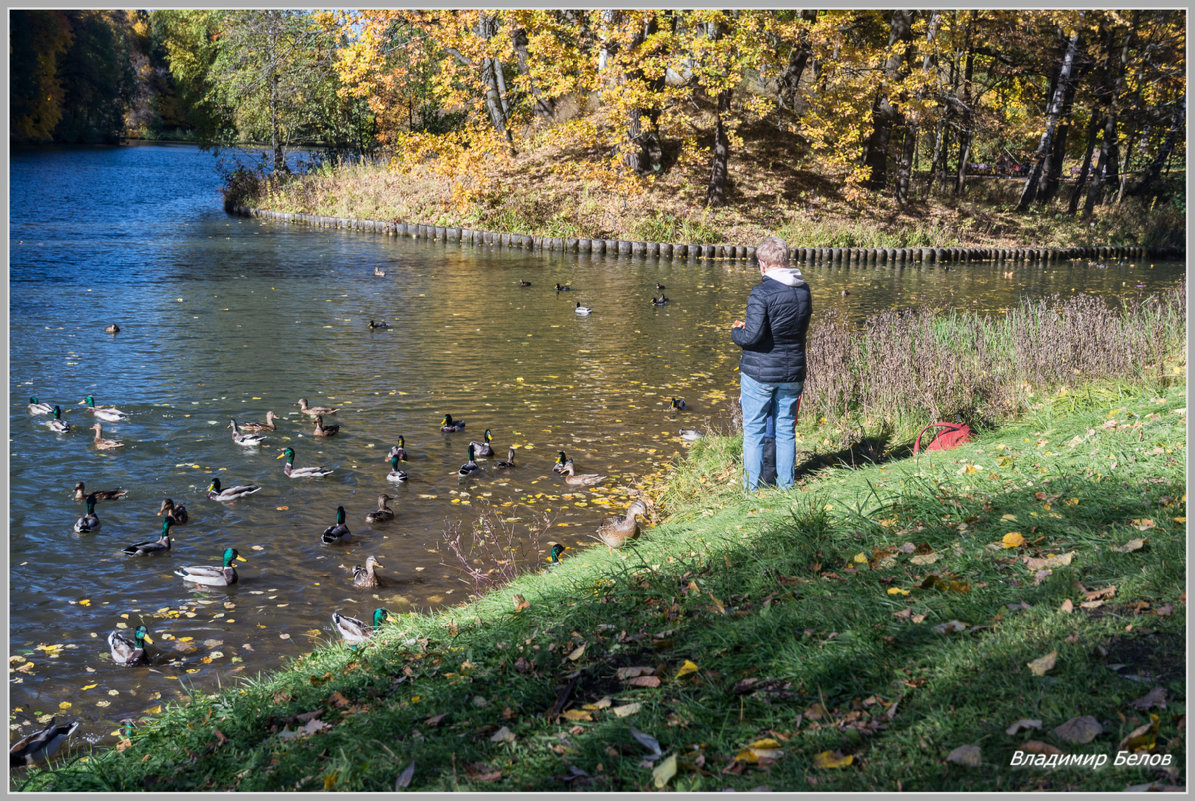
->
xmin=764 ymin=267 xmax=805 ymax=286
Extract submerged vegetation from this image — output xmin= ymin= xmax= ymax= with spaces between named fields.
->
xmin=19 ymin=291 xmax=1185 ymax=791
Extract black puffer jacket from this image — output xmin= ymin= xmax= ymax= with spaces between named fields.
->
xmin=731 ymin=274 xmax=812 ymax=384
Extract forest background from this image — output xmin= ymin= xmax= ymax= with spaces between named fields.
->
xmin=9 ymin=9 xmax=1186 ymax=248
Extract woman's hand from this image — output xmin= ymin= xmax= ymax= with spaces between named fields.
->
xmin=732 ymin=320 xmax=745 ymax=329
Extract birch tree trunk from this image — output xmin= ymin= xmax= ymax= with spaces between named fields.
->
xmin=1016 ymin=24 xmax=1082 ymax=211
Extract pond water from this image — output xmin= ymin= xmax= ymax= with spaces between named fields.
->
xmin=8 ymin=143 xmax=1185 ymax=749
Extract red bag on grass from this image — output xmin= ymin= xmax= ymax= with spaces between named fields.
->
xmin=913 ymin=422 xmax=972 ymax=455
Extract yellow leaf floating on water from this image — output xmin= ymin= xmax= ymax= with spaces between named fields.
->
xmin=675 ymin=659 xmax=699 ymax=679
xmin=1002 ymin=532 xmax=1025 ymax=548
xmin=813 ymin=750 xmax=854 ymax=769
xmin=59 ymin=701 xmax=72 ymax=710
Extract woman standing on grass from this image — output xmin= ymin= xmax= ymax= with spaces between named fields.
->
xmin=731 ymin=236 xmax=812 ymax=491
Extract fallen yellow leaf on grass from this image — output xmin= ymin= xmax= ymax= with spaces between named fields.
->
xmin=652 ymin=753 xmax=677 ymax=788
xmin=1027 ymin=651 xmax=1057 ymax=677
xmin=887 ymin=587 xmax=910 ymax=596
xmin=736 ymin=738 xmax=784 ymax=763
xmin=813 ymin=750 xmax=854 ymax=769
xmin=561 ymin=709 xmax=592 ymax=722
xmin=1111 ymin=538 xmax=1147 ymax=553
xmin=513 ymin=594 xmax=529 ymax=613
xmin=946 ymin=744 xmax=983 ymax=766
xmin=852 ymin=552 xmax=868 ymax=564
xmin=675 ymin=659 xmax=699 ymax=679
xmin=1131 ymin=519 xmax=1156 ymax=531
xmin=1023 ymin=552 xmax=1075 ymax=570
xmin=1002 ymin=532 xmax=1025 ymax=548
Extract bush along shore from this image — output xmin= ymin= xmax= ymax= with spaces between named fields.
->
xmin=228 ymin=204 xmax=1183 ymax=267
xmin=19 ymin=294 xmax=1186 ymax=792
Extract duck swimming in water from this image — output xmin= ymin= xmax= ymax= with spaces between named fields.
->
xmin=555 ymin=283 xmax=571 ymax=291
xmin=495 ymin=447 xmax=517 ymax=470
xmin=28 ymin=397 xmax=53 ymax=415
xmin=387 ymin=436 xmax=407 ymax=461
xmin=651 ymin=295 xmax=669 ymax=305
xmin=89 ymin=423 xmax=124 ymax=450
xmin=9 ymin=717 xmax=79 ymax=768
xmin=368 ymin=320 xmax=390 ymax=329
xmin=518 ymin=279 xmax=532 ymax=287
xmin=278 ymin=447 xmax=333 ymax=477
xmin=174 ymin=547 xmax=246 ymax=586
xmin=575 ymin=302 xmax=592 ymax=316
xmin=74 ymin=482 xmax=127 ymax=502
xmin=321 ymin=506 xmax=352 ymax=545
xmin=237 ymin=411 xmax=278 ymax=433
xmin=458 ymin=443 xmax=481 ymax=477
xmin=47 ymin=406 xmax=71 ymax=433
xmin=229 ymin=420 xmax=266 ymax=447
xmin=109 ymin=624 xmax=153 ymax=666
xmin=158 ymin=498 xmax=188 ymax=524
xmin=74 ymin=498 xmax=101 ymax=533
xmin=560 ymin=461 xmax=605 ymax=487
xmin=207 ymin=477 xmax=261 ymax=502
xmin=365 ymin=494 xmax=395 ymax=523
xmin=353 ymin=556 xmax=383 ymax=588
xmin=552 ymin=451 xmax=569 ymax=473
xmin=295 ymin=398 xmax=338 ymax=417
xmin=79 ymin=396 xmax=128 ymax=422
xmin=440 ymin=414 xmax=465 ymax=432
xmin=313 ymin=415 xmax=340 ymax=437
xmin=386 ymin=455 xmax=409 ymax=483
xmin=670 ymin=397 xmax=687 ymax=411
xmin=471 ymin=429 xmax=494 ymax=458
xmin=121 ymin=518 xmax=173 ymax=556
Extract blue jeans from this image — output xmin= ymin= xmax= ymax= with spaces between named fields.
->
xmin=741 ymin=372 xmax=802 ymax=491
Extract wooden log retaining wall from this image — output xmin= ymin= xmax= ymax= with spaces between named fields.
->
xmin=229 ymin=206 xmax=1183 ymax=265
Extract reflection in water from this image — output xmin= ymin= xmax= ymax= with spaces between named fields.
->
xmin=9 ymin=145 xmax=1185 ymax=747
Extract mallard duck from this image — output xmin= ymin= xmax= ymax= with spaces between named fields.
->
xmin=440 ymin=414 xmax=465 ymax=432
xmin=79 ymin=395 xmax=128 ymax=422
xmin=365 ymin=494 xmax=394 ymax=523
xmin=552 ymin=451 xmax=569 ymax=473
xmin=90 ymin=423 xmax=124 ymax=450
xmin=373 ymin=266 xmax=386 ymax=277
xmin=73 ymin=498 xmax=101 ymax=533
xmin=387 ymin=436 xmax=407 ymax=461
xmin=471 ymin=429 xmax=494 ymax=457
xmin=295 ymin=398 xmax=338 ymax=417
xmin=458 ymin=443 xmax=481 ymax=477
xmin=207 ymin=477 xmax=261 ymax=502
xmin=158 ymin=497 xmax=188 ymax=524
xmin=353 ymin=555 xmax=383 ymax=588
xmin=368 ymin=320 xmax=390 ymax=329
xmin=321 ymin=505 xmax=352 ymax=545
xmin=555 ymin=282 xmax=571 ymax=291
xmin=105 ymin=323 xmax=120 ymax=334
xmin=122 ymin=518 xmax=172 ymax=556
xmin=238 ymin=411 xmax=278 ymax=433
xmin=333 ymin=608 xmax=389 ymax=644
xmin=386 ymin=455 xmax=409 ymax=483
xmin=74 ymin=482 xmax=127 ymax=502
xmin=278 ymin=446 xmax=333 ymax=478
xmin=229 ymin=420 xmax=266 ymax=447
xmin=518 ymin=279 xmax=532 ymax=287
xmin=651 ymin=295 xmax=670 ymax=305
xmin=670 ymin=397 xmax=687 ymax=411
xmin=10 ymin=718 xmax=79 ymax=768
xmin=575 ymin=302 xmax=592 ymax=315
xmin=174 ymin=547 xmax=246 ymax=586
xmin=547 ymin=543 xmax=567 ymax=565
xmin=656 ymin=282 xmax=666 ymax=291
xmin=27 ymin=397 xmax=53 ymax=415
xmin=679 ymin=428 xmax=703 ymax=441
xmin=108 ymin=624 xmax=153 ymax=666
xmin=47 ymin=406 xmax=71 ymax=433
xmin=595 ymin=499 xmax=649 ymax=549
xmin=561 ymin=461 xmax=605 ymax=487
xmin=313 ymin=415 xmax=340 ymax=437
xmin=496 ymin=447 xmax=517 ymax=470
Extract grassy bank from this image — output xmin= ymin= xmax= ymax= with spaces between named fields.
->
xmin=20 ymin=371 xmax=1186 ymax=791
xmin=225 ymin=125 xmax=1185 ymax=251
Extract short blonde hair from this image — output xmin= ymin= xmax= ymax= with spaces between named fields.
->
xmin=756 ymin=235 xmax=790 ymax=269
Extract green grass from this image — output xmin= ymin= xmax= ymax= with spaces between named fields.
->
xmin=19 ymin=378 xmax=1186 ymax=791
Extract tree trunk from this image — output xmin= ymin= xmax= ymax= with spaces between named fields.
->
xmin=706 ymin=86 xmax=731 ymax=206
xmin=512 ymin=27 xmax=553 ymax=119
xmin=1016 ymin=24 xmax=1082 ymax=212
xmin=1129 ymin=96 xmax=1185 ymax=197
xmin=863 ymin=10 xmax=915 ymax=191
xmin=1068 ymin=105 xmax=1100 ymax=215
xmin=1081 ymin=23 xmax=1125 ymax=217
xmin=955 ymin=43 xmax=975 ymax=195
xmin=622 ymin=12 xmax=665 ymax=175
xmin=777 ymin=10 xmax=818 ymax=113
xmin=268 ymin=14 xmax=284 ymax=173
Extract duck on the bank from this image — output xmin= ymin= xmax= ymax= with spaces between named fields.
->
xmin=174 ymin=547 xmax=246 ymax=586
xmin=74 ymin=481 xmax=127 ymax=502
xmin=575 ymin=302 xmax=592 ymax=316
xmin=353 ymin=556 xmax=383 ymax=588
xmin=74 ymin=498 xmax=101 ymax=533
xmin=518 ymin=279 xmax=532 ymax=287
xmin=321 ymin=506 xmax=351 ymax=545
xmin=365 ymin=494 xmax=395 ymax=523
xmin=158 ymin=497 xmax=188 ymax=524
xmin=552 ymin=451 xmax=569 ymax=473
xmin=555 ymin=283 xmax=571 ymax=291
xmin=121 ymin=518 xmax=173 ymax=556
xmin=595 ymin=499 xmax=649 ymax=549
xmin=333 ymin=608 xmax=389 ymax=644
xmin=368 ymin=320 xmax=390 ymax=329
xmin=495 ymin=447 xmax=517 ymax=470
xmin=373 ymin=266 xmax=386 ymax=277
xmin=229 ymin=420 xmax=266 ymax=447
xmin=651 ymin=295 xmax=669 ymax=305
xmin=560 ymin=461 xmax=605 ymax=487
xmin=9 ymin=718 xmax=79 ymax=769
xmin=277 ymin=446 xmax=333 ymax=478
xmin=47 ymin=406 xmax=71 ymax=433
xmin=458 ymin=443 xmax=481 ymax=477
xmin=547 ymin=543 xmax=567 ymax=566
xmin=670 ymin=397 xmax=687 ymax=411
xmin=79 ymin=396 xmax=127 ymax=422
xmin=105 ymin=324 xmax=120 ymax=334
xmin=108 ymin=624 xmax=153 ymax=666
xmin=28 ymin=397 xmax=53 ymax=415
xmin=386 ymin=455 xmax=409 ymax=483
xmin=295 ymin=398 xmax=338 ymax=417
xmin=471 ymin=429 xmax=494 ymax=458
xmin=207 ymin=477 xmax=261 ymax=502
xmin=440 ymin=414 xmax=466 ymax=432
xmin=89 ymin=423 xmax=124 ymax=450
xmin=313 ymin=415 xmax=340 ymax=437
xmin=237 ymin=411 xmax=278 ymax=433
xmin=387 ymin=436 xmax=407 ymax=461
